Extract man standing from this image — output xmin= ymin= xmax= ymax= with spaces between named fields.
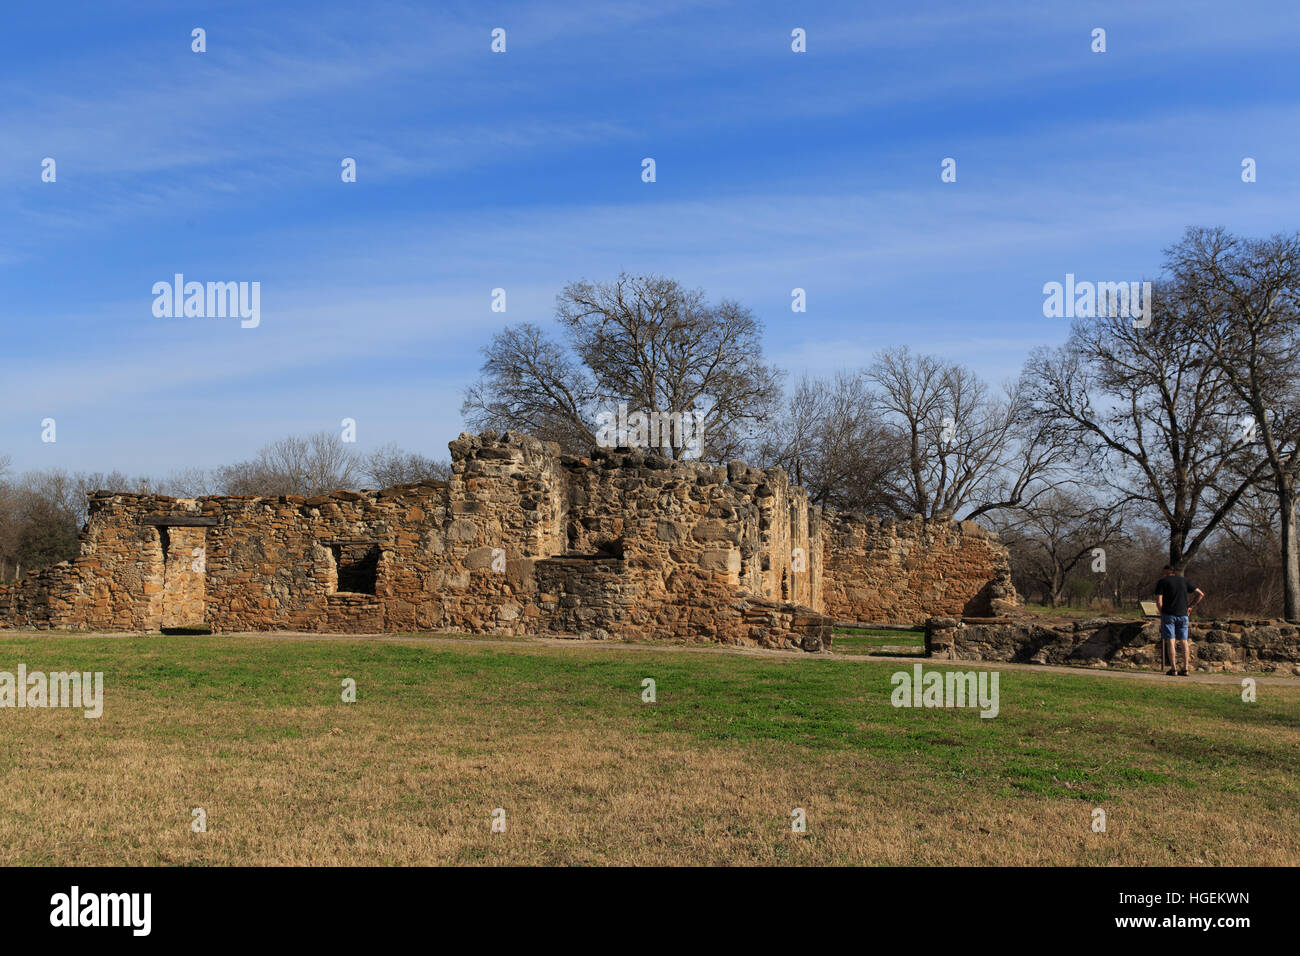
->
xmin=1154 ymin=565 xmax=1205 ymax=676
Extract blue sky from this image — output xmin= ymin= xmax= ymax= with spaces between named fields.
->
xmin=2 ymin=0 xmax=1298 ymax=475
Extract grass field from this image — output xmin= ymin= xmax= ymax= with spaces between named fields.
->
xmin=2 ymin=631 xmax=1297 ymax=866
xmin=832 ymin=627 xmax=925 ymax=656
xmin=1021 ymin=603 xmax=1144 ymax=620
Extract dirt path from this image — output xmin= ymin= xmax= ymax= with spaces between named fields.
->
xmin=8 ymin=628 xmax=1297 ymax=688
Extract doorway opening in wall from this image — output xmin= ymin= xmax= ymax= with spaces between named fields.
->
xmin=146 ymin=519 xmax=210 ymax=633
xmin=331 ymin=543 xmax=379 ymax=595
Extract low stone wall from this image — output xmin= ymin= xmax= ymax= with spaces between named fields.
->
xmin=925 ymin=616 xmax=1300 ymax=675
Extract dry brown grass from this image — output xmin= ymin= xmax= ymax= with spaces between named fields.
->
xmin=1 ymin=631 xmax=1297 ymax=865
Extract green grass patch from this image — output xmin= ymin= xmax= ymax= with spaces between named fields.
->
xmin=0 ymin=632 xmax=1297 ymax=864
xmin=832 ymin=627 xmax=925 ymax=656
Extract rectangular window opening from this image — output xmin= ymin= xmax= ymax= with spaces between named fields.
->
xmin=331 ymin=543 xmax=379 ymax=595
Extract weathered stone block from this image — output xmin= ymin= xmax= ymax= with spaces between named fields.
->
xmin=699 ymin=550 xmax=741 ymax=574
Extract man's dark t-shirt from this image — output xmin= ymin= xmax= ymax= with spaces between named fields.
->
xmin=1154 ymin=576 xmax=1197 ymax=617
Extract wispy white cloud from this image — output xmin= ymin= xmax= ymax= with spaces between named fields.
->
xmin=4 ymin=0 xmax=1297 ymax=474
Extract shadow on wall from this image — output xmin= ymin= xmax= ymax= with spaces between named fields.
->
xmin=962 ymin=569 xmax=1019 ymax=618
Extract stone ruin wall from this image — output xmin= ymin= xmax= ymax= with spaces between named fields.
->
xmin=546 ymin=447 xmax=823 ymax=645
xmin=819 ymin=514 xmax=1019 ymax=626
xmin=0 ymin=432 xmax=1017 ymax=649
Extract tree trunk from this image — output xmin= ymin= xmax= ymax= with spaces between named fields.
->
xmin=1281 ymin=487 xmax=1300 ymax=623
xmin=1047 ymin=564 xmax=1067 ymax=607
xmin=1168 ymin=528 xmax=1187 ymax=571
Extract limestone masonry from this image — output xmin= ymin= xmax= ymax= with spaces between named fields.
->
xmin=0 ymin=432 xmax=1019 ymax=649
xmin=926 ymin=616 xmax=1300 ymax=674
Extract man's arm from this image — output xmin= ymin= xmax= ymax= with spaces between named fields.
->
xmin=1189 ymin=588 xmax=1205 ymax=611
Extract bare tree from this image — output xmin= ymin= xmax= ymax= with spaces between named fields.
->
xmin=214 ymin=432 xmax=361 ymax=497
xmin=866 ymin=347 xmax=1064 ymax=519
xmin=995 ymin=490 xmax=1127 ymax=607
xmin=2 ymin=470 xmax=84 ymax=574
xmin=758 ymin=372 xmax=903 ymax=512
xmin=463 ymin=274 xmax=784 ymax=461
xmin=362 ymin=443 xmax=452 ymax=487
xmin=0 ymin=456 xmax=15 ymax=581
xmin=1024 ymin=282 xmax=1269 ymax=570
xmin=1196 ymin=483 xmax=1284 ymax=616
xmin=461 ymin=323 xmax=598 ymax=452
xmin=1099 ymin=523 xmax=1170 ymax=611
xmin=0 ymin=466 xmax=161 ymax=579
xmin=1168 ymin=226 xmax=1300 ymax=619
xmin=155 ymin=467 xmax=216 ymax=498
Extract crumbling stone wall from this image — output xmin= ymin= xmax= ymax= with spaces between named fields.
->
xmin=0 ymin=431 xmax=1014 ymax=650
xmin=400 ymin=433 xmax=827 ymax=646
xmin=925 ymin=616 xmax=1300 ymax=675
xmin=548 ymin=448 xmax=824 ymax=646
xmin=0 ymin=502 xmax=168 ymax=632
xmin=820 ymin=514 xmax=1019 ymax=626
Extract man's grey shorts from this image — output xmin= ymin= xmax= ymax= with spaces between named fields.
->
xmin=1160 ymin=614 xmax=1190 ymax=642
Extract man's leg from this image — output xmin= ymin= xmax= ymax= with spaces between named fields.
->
xmin=1177 ymin=616 xmax=1191 ymax=674
xmin=1161 ymin=616 xmax=1177 ymax=674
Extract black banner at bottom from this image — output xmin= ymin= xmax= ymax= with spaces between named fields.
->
xmin=0 ymin=865 xmax=1283 ymax=943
